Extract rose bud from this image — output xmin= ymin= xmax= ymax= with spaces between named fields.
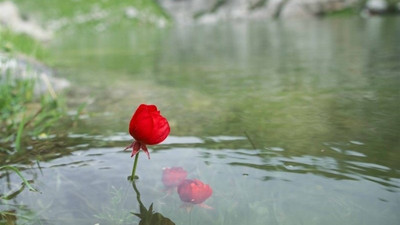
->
xmin=125 ymin=104 xmax=170 ymax=159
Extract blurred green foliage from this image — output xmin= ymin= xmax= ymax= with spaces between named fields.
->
xmin=0 ymin=28 xmax=47 ymax=60
xmin=0 ymin=75 xmax=65 ymax=154
xmin=13 ymin=0 xmax=170 ymax=29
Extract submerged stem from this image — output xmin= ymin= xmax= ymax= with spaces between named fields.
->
xmin=130 ymin=152 xmax=140 ymax=181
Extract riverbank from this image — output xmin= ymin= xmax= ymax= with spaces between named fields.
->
xmin=0 ymin=0 xmax=171 ymax=155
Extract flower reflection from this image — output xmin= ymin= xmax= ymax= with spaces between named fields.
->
xmin=161 ymin=167 xmax=213 ymax=210
xmin=162 ymin=167 xmax=187 ymax=188
xmin=131 ymin=181 xmax=175 ymax=225
xmin=177 ymin=179 xmax=213 ymax=205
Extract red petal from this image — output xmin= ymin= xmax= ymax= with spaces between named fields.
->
xmin=128 ymin=104 xmax=170 ymax=145
xmin=129 ymin=108 xmax=154 ymax=142
xmin=124 ymin=142 xmax=134 ymax=151
xmin=141 ymin=144 xmax=150 ymax=159
xmin=130 ymin=141 xmax=141 ymax=157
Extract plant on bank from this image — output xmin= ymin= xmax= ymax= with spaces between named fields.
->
xmin=0 ymin=76 xmax=64 ymax=154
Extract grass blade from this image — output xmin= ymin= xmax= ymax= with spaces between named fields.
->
xmin=0 ymin=165 xmax=38 ymax=192
xmin=15 ymin=114 xmax=25 ymax=152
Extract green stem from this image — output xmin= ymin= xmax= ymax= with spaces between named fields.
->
xmin=130 ymin=152 xmax=140 ymax=181
xmin=131 ymin=181 xmax=143 ymax=206
xmin=15 ymin=114 xmax=25 ymax=152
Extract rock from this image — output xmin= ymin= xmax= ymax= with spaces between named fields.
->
xmin=0 ymin=1 xmax=53 ymax=42
xmin=125 ymin=7 xmax=139 ymax=19
xmin=366 ymin=0 xmax=388 ymax=14
xmin=159 ymin=0 xmax=361 ymax=23
xmin=0 ymin=53 xmax=70 ymax=96
xmin=282 ymin=0 xmax=359 ymax=18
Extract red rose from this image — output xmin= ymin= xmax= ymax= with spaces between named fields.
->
xmin=177 ymin=179 xmax=212 ymax=204
xmin=162 ymin=167 xmax=188 ymax=188
xmin=125 ymin=104 xmax=170 ymax=159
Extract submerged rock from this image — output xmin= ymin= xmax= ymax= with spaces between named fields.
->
xmin=0 ymin=1 xmax=53 ymax=42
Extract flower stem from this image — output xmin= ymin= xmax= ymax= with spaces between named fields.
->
xmin=130 ymin=152 xmax=140 ymax=181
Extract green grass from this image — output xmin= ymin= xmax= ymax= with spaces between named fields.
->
xmin=12 ymin=0 xmax=170 ymax=29
xmin=0 ymin=165 xmax=37 ymax=194
xmin=94 ymin=186 xmax=134 ymax=225
xmin=0 ymin=28 xmax=48 ymax=60
xmin=0 ymin=75 xmax=64 ymax=155
xmin=0 ymin=24 xmax=52 ymax=224
xmin=324 ymin=7 xmax=358 ymax=17
xmin=0 ymin=165 xmax=39 ymax=224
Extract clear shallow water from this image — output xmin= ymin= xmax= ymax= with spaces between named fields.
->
xmin=2 ymin=17 xmax=400 ymax=224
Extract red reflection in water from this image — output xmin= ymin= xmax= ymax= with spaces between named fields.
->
xmin=161 ymin=167 xmax=213 ymax=210
xmin=162 ymin=167 xmax=187 ymax=188
xmin=177 ymin=179 xmax=212 ymax=205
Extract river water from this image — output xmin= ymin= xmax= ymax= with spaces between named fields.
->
xmin=2 ymin=17 xmax=400 ymax=224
